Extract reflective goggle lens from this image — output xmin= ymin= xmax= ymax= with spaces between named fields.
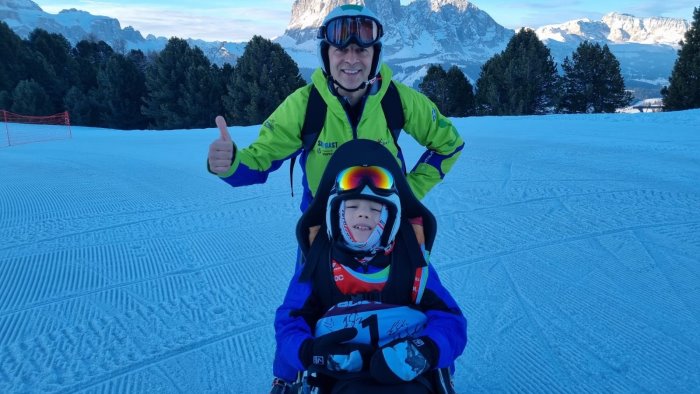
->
xmin=322 ymin=16 xmax=381 ymax=48
xmin=336 ymin=166 xmax=394 ymax=192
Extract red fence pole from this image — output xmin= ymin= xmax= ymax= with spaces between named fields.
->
xmin=64 ymin=111 xmax=72 ymax=139
xmin=2 ymin=109 xmax=10 ymax=146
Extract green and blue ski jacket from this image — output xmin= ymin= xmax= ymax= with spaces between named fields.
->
xmin=212 ymin=64 xmax=464 ymax=211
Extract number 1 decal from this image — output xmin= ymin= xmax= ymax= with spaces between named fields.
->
xmin=361 ymin=314 xmax=379 ymax=348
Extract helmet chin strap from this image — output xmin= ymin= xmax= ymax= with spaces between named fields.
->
xmin=330 ymin=75 xmax=379 ymax=94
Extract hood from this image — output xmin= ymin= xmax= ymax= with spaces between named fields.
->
xmin=296 ymin=139 xmax=436 ymax=256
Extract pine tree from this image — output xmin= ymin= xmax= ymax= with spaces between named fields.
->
xmin=96 ymin=53 xmax=148 ymax=129
xmin=474 ymin=56 xmax=506 ymax=115
xmin=599 ymin=45 xmax=632 ymax=111
xmin=26 ymin=29 xmax=78 ymax=112
xmin=420 ymin=65 xmax=475 ymax=117
xmin=126 ymin=49 xmax=151 ymax=74
xmin=0 ymin=23 xmax=56 ymax=113
xmin=21 ymin=52 xmax=57 ymax=108
xmin=64 ymin=86 xmax=100 ymax=126
xmin=475 ymin=28 xmax=559 ymax=115
xmin=71 ymin=40 xmax=115 ymax=92
xmin=0 ymin=90 xmax=11 ymax=109
xmin=224 ymin=36 xmax=305 ymax=125
xmin=142 ymin=38 xmax=189 ymax=128
xmin=179 ymin=59 xmax=226 ymax=128
xmin=65 ymin=40 xmax=114 ymax=126
xmin=662 ymin=7 xmax=700 ymax=110
xmin=558 ymin=56 xmax=585 ymax=113
xmin=11 ymin=79 xmax=52 ymax=115
xmin=419 ymin=65 xmax=449 ymax=113
xmin=142 ymin=38 xmax=224 ymax=129
xmin=0 ymin=21 xmax=30 ymax=94
xmin=559 ymin=41 xmax=632 ymax=113
xmin=445 ymin=66 xmax=475 ymax=117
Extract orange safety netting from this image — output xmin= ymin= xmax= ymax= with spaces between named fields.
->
xmin=1 ymin=110 xmax=72 ymax=146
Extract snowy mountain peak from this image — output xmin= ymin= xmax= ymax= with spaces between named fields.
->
xmin=0 ymin=0 xmax=245 ymax=65
xmin=287 ymin=0 xmax=334 ymax=31
xmin=0 ymin=0 xmax=40 ymax=11
xmin=534 ymin=18 xmax=608 ymax=43
xmin=535 ymin=12 xmax=689 ymax=47
xmin=602 ymin=12 xmax=689 ymax=45
xmin=1 ymin=0 xmax=141 ymax=44
xmin=287 ymin=0 xmax=484 ymax=32
xmin=429 ymin=0 xmax=473 ymax=12
xmin=282 ymin=0 xmax=512 ymax=85
xmin=287 ymin=0 xmax=404 ymax=31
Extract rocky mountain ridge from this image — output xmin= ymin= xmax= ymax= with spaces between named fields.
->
xmin=0 ymin=0 xmax=243 ymax=64
xmin=1 ymin=0 xmax=692 ymax=99
xmin=535 ymin=12 xmax=689 ymax=46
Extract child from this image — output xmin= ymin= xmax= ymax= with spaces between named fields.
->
xmin=272 ymin=140 xmax=467 ymax=393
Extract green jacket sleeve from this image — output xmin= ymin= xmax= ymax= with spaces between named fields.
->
xmin=215 ymin=85 xmax=309 ymax=183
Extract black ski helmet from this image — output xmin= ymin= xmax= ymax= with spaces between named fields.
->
xmin=296 ymin=140 xmax=438 ymax=258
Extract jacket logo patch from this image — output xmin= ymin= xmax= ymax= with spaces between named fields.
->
xmin=316 ymin=140 xmax=338 ymax=156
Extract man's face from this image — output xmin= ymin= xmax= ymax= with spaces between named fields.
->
xmin=328 ymin=44 xmax=374 ymax=93
xmin=343 ymin=198 xmax=383 ymax=243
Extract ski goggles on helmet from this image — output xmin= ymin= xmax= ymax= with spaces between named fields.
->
xmin=335 ymin=165 xmax=396 ymax=196
xmin=318 ymin=16 xmax=383 ymax=49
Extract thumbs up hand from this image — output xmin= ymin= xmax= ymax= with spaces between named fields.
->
xmin=208 ymin=115 xmax=235 ymax=175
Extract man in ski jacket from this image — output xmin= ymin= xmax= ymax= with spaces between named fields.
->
xmin=208 ymin=4 xmax=464 ymax=212
xmin=272 ymin=139 xmax=466 ymax=393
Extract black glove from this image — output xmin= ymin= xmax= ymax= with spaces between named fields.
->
xmin=369 ymin=336 xmax=439 ymax=384
xmin=269 ymin=377 xmax=295 ymax=394
xmin=299 ymin=327 xmax=372 ymax=374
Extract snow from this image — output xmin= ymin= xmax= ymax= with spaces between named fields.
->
xmin=632 ymin=77 xmax=672 ymax=86
xmin=1 ymin=110 xmax=699 ymax=392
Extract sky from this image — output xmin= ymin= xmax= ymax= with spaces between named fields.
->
xmin=34 ymin=0 xmax=699 ymax=42
xmin=1 ymin=109 xmax=699 ymax=392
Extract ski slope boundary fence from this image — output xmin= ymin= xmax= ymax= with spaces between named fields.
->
xmin=1 ymin=110 xmax=72 ymax=147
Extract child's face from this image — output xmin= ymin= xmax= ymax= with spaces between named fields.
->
xmin=344 ymin=199 xmax=384 ymax=243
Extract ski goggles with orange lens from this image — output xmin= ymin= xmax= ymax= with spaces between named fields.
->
xmin=335 ymin=165 xmax=396 ymax=195
xmin=318 ymin=16 xmax=383 ymax=48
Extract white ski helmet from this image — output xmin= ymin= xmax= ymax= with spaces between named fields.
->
xmin=317 ymin=4 xmax=384 ymax=81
